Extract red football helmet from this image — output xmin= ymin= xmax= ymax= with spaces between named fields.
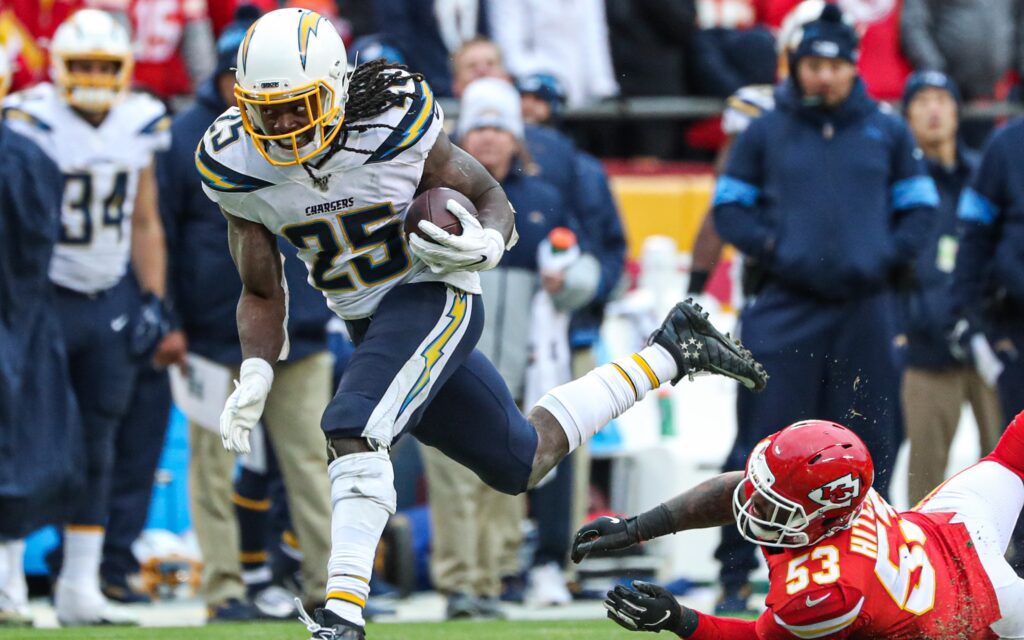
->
xmin=733 ymin=420 xmax=874 ymax=548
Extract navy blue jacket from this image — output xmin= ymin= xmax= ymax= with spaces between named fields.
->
xmin=156 ymin=78 xmax=330 ymax=366
xmin=714 ymin=79 xmax=938 ymax=301
xmin=568 ymin=151 xmax=626 ymax=349
xmin=902 ymin=149 xmax=976 ymax=369
xmin=373 ymin=0 xmax=487 ymax=97
xmin=526 ymin=125 xmax=627 ymax=347
xmin=0 ymin=124 xmax=83 ymax=537
xmin=954 ymin=118 xmax=1024 ymax=317
xmin=525 ymin=125 xmax=578 ymax=213
xmin=500 ymin=167 xmax=569 ymax=270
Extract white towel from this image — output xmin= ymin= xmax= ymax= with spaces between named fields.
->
xmin=524 ymin=289 xmax=572 ymax=408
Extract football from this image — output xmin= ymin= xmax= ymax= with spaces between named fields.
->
xmin=404 ymin=187 xmax=474 ymax=242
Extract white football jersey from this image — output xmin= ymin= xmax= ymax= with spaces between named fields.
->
xmin=198 ymin=73 xmax=479 ymax=320
xmin=2 ymin=83 xmax=170 ymax=294
xmin=722 ymin=84 xmax=775 ymax=137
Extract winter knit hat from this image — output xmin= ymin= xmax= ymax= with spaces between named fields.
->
xmin=457 ymin=78 xmax=524 ymax=140
xmin=789 ymin=3 xmax=859 ymax=68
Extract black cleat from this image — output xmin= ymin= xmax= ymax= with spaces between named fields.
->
xmin=297 ymin=601 xmax=366 ymax=640
xmin=649 ymin=298 xmax=768 ymax=391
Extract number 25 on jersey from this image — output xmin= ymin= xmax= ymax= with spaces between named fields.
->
xmin=281 ymin=203 xmax=410 ymax=292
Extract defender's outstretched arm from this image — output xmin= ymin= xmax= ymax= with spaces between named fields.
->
xmin=572 ymin=471 xmax=743 ymax=563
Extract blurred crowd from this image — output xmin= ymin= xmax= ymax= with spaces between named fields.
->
xmin=2 ymin=0 xmax=1024 ymax=630
xmin=6 ymin=0 xmax=1024 ymax=156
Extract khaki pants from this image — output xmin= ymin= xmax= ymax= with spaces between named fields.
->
xmin=189 ymin=351 xmax=334 ymax=607
xmin=902 ymin=365 xmax=1004 ymax=506
xmin=422 ymin=445 xmax=519 ymax=597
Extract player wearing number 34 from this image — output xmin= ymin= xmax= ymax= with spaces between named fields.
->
xmin=575 ymin=417 xmax=1024 ymax=639
xmin=196 ymin=8 xmax=767 ymax=640
xmin=2 ymin=9 xmax=170 ymax=627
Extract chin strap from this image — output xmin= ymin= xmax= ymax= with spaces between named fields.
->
xmin=301 ymin=161 xmax=331 ymax=191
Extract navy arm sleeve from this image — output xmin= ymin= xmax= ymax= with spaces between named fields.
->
xmin=953 ymin=133 xmax=1006 ymax=316
xmin=888 ymin=121 xmax=939 ymax=263
xmin=712 ymin=118 xmax=774 ymax=260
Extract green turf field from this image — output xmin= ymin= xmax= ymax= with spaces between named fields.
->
xmin=0 ymin=620 xmax=631 ymax=640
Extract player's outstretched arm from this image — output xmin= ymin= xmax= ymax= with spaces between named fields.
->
xmin=604 ymin=581 xmax=760 ymax=639
xmin=218 ymin=208 xmax=285 ymax=454
xmin=572 ymin=471 xmax=743 ymax=562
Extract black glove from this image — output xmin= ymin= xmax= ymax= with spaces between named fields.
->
xmin=131 ymin=292 xmax=172 ymax=359
xmin=571 ymin=516 xmax=641 ymax=564
xmin=604 ymin=581 xmax=698 ymax=635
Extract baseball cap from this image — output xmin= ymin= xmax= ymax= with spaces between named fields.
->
xmin=216 ymin=4 xmax=261 ymax=77
xmin=902 ymin=70 xmax=962 ymax=112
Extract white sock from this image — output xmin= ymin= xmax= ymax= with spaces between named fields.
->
xmin=6 ymin=540 xmax=27 ymax=607
xmin=60 ymin=528 xmax=104 ymax=590
xmin=0 ymin=541 xmax=10 ymax=599
xmin=536 ymin=344 xmax=677 ymax=452
xmin=324 ymin=452 xmax=396 ymax=626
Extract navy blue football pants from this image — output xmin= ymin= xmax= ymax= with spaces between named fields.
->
xmin=54 ymin=278 xmax=139 ymax=528
xmin=716 ymin=286 xmax=903 ymax=591
xmin=322 ymin=282 xmax=538 ymax=496
xmin=101 ymin=364 xmax=171 ymax=582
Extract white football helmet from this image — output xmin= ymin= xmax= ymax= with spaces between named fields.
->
xmin=235 ymin=8 xmax=349 ymax=166
xmin=50 ymin=9 xmax=134 ymax=113
xmin=777 ymin=1 xmax=827 ymax=56
xmin=0 ymin=52 xmax=11 ymax=102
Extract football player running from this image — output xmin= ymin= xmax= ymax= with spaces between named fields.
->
xmin=199 ymin=9 xmax=767 ymax=640
xmin=574 ymin=417 xmax=1024 ymax=638
xmin=2 ymin=9 xmax=170 ymax=626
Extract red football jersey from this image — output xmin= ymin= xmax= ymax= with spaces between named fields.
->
xmin=129 ymin=0 xmax=207 ymax=98
xmin=1 ymin=0 xmax=84 ymax=91
xmin=754 ymin=490 xmax=1001 ymax=639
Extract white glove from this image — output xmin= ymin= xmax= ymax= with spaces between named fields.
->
xmin=219 ymin=358 xmax=274 ymax=453
xmin=408 ymin=199 xmax=505 ymax=274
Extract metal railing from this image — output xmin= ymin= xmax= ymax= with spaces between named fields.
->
xmin=437 ymin=96 xmax=1024 ymax=122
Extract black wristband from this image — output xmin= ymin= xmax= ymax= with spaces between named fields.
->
xmin=687 ymin=270 xmax=710 ymax=295
xmin=675 ymin=606 xmax=700 ymax=637
xmin=634 ymin=503 xmax=676 ymax=541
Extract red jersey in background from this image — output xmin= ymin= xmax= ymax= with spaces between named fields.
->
xmin=759 ymin=0 xmax=910 ymax=100
xmin=129 ymin=0 xmax=205 ymax=98
xmin=0 ymin=0 xmax=83 ymax=90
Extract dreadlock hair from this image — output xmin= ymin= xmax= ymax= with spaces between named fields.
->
xmin=345 ymin=59 xmax=424 ymax=125
xmin=302 ymin=59 xmax=425 ymax=184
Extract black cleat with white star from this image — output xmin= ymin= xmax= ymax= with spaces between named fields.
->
xmin=649 ymin=298 xmax=768 ymax=391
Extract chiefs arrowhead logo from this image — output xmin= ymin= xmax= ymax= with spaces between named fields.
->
xmin=808 ymin=473 xmax=861 ymax=509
